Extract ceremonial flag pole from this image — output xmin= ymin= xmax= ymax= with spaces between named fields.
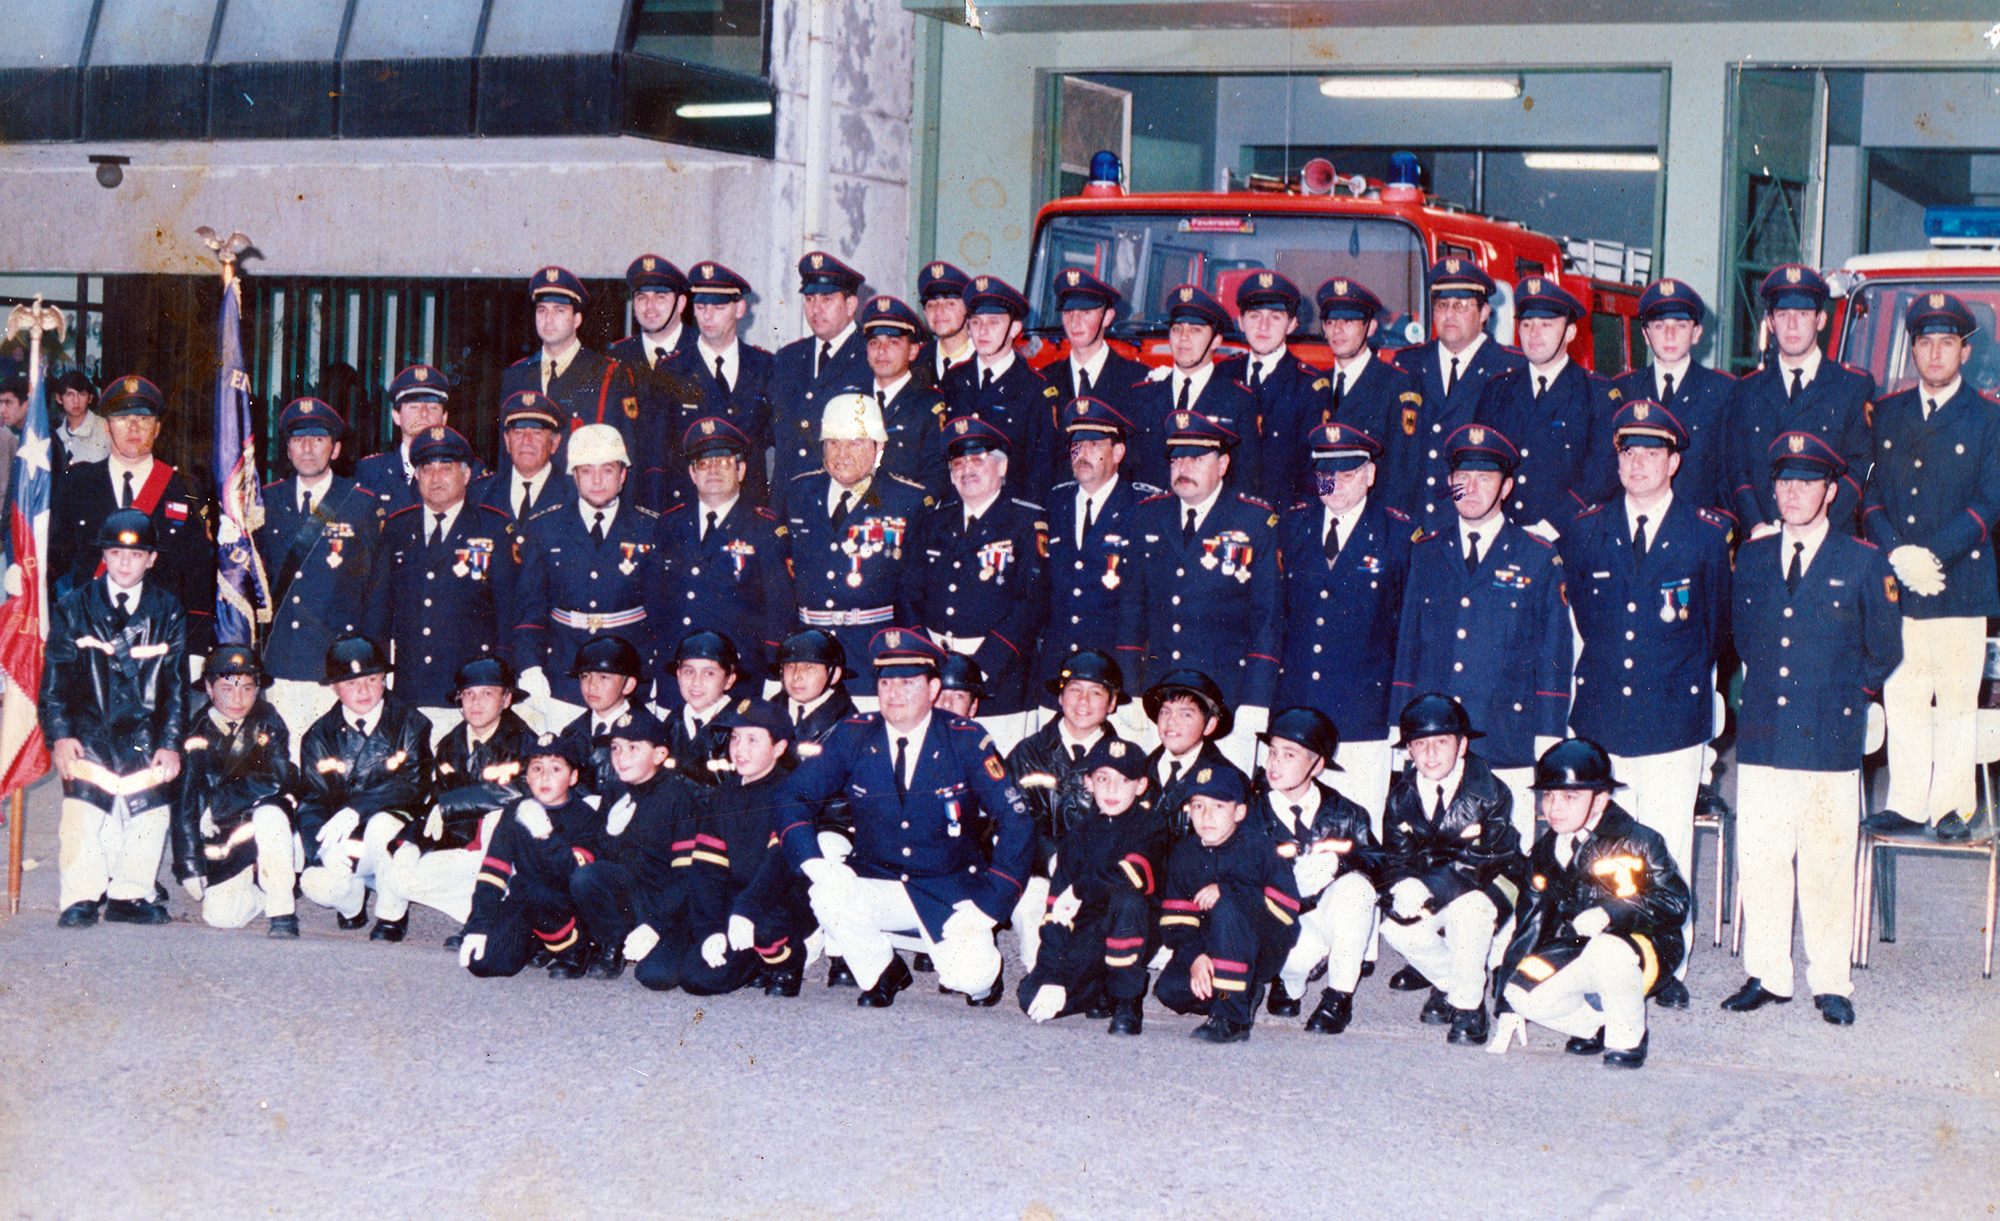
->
xmin=201 ymin=226 xmax=271 ymax=646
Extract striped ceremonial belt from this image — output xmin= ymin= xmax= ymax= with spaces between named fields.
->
xmin=551 ymin=607 xmax=647 ymax=632
xmin=798 ymin=605 xmax=894 ymax=627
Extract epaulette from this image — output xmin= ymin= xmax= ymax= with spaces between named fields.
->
xmin=386 ymin=502 xmax=424 ymax=520
xmin=660 ymin=502 xmax=689 ymax=517
xmin=505 ymin=353 xmax=538 ymax=370
xmin=1234 ymin=492 xmax=1274 ymax=511
xmin=1010 ymin=497 xmax=1045 ymax=513
xmin=842 ymin=711 xmax=881 ymax=725
xmin=1049 ymin=479 xmax=1080 ymax=494
xmin=885 ymin=471 xmax=928 ymax=490
xmin=754 ymin=506 xmax=780 ymax=521
xmin=1521 ymin=532 xmax=1557 ymax=552
xmin=791 ymin=467 xmax=830 ymax=484
xmin=475 ymin=502 xmax=511 ymax=519
xmin=1573 ymin=502 xmax=1606 ymax=520
xmin=260 ymin=478 xmax=285 ymax=493
xmin=1695 ymin=506 xmax=1735 ymax=532
xmin=1384 ymin=505 xmax=1410 ymax=522
xmin=1131 ymin=481 xmax=1165 ymax=497
xmin=522 ymin=501 xmax=566 ymax=526
xmin=630 ymin=504 xmax=661 ymax=520
xmin=1853 ymin=536 xmax=1880 ymax=550
xmin=1139 ymin=491 xmax=1174 ymax=505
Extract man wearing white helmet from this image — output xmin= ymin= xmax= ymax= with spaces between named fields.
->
xmin=511 ymin=423 xmax=668 ymax=727
xmin=783 ymin=392 xmax=936 ymax=707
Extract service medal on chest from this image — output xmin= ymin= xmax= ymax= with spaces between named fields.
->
xmin=452 ymin=561 xmax=470 ymax=579
xmin=846 ymin=571 xmax=865 ymax=587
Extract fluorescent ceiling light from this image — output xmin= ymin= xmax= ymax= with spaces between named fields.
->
xmin=1523 ymin=152 xmax=1662 ymax=172
xmin=1318 ymin=75 xmax=1521 ymax=101
xmin=675 ymin=101 xmax=773 ymax=119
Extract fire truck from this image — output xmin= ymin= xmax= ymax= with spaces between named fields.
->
xmin=1826 ymin=206 xmax=2000 ymax=398
xmin=1019 ymin=151 xmax=1649 ymax=375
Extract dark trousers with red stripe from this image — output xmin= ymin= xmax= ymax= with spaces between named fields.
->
xmin=1155 ymin=889 xmax=1298 ymax=1026
xmin=1015 ymin=887 xmax=1155 ymax=1015
xmin=464 ymin=820 xmax=586 ymax=975
xmin=675 ymin=944 xmax=763 ymax=995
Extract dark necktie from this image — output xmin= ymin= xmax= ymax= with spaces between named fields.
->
xmin=545 ymin=359 xmax=557 ymax=393
xmin=981 ymin=367 xmax=994 ymax=392
xmin=590 ymin=510 xmax=606 ymax=543
xmin=1465 ymin=530 xmax=1481 ymax=573
xmin=818 ymin=341 xmax=832 ymax=378
xmin=1082 ymin=496 xmax=1096 ymax=544
xmin=1433 ymin=784 xmax=1447 ymax=823
xmin=654 ymin=346 xmax=668 ymax=370
xmin=894 ymin=735 xmax=910 ymax=800
xmin=1176 ymin=377 xmax=1191 ymax=414
xmin=1167 ymin=759 xmax=1184 ymax=789
xmin=1332 ymin=371 xmax=1346 ymax=413
xmin=1071 ymin=743 xmax=1086 ymax=763
xmin=121 ymin=470 xmax=134 ymax=508
xmin=1786 ymin=540 xmax=1804 ymax=594
xmin=793 ymin=703 xmax=805 ymax=727
xmin=428 ymin=511 xmax=446 ymax=550
xmin=1447 ymin=356 xmax=1460 ymax=397
xmin=876 ymin=388 xmax=888 ymax=416
xmin=517 ymin=480 xmax=531 ymax=519
xmin=1535 ymin=375 xmax=1547 ymax=400
xmin=1926 ymin=397 xmax=1938 ymax=420
xmin=1632 ymin=514 xmax=1649 ymax=562
xmin=832 ymin=490 xmax=852 ymax=526
xmin=1182 ymin=505 xmax=1197 ymax=546
xmin=1076 ymin=367 xmax=1091 ymax=397
xmin=703 ymin=510 xmax=718 ymax=543
xmin=714 ymin=354 xmax=730 ymax=397
xmin=1789 ymin=367 xmax=1804 ymax=399
xmin=1324 ymin=515 xmax=1342 ymax=563
xmin=300 ymin=491 xmax=313 ymax=517
xmin=1249 ymin=362 xmax=1265 ymax=392
xmin=113 ymin=591 xmax=130 ymax=625
xmin=1661 ymin=372 xmax=1676 ymax=403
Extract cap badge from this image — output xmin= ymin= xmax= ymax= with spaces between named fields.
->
xmin=1109 ymin=742 xmax=1126 ymax=757
xmin=1930 ymin=293 xmax=1945 ymax=308
xmin=1525 ymin=278 xmax=1541 ymax=293
xmin=429 ymin=427 xmax=445 ymax=439
xmin=1258 ymin=272 xmax=1273 ymax=288
xmin=1065 ymin=270 xmax=1080 ymax=286
xmin=1179 ymin=287 xmax=1194 ymax=302
xmin=955 ymin=419 xmax=969 ymax=434
xmin=414 ymin=367 xmax=428 ymax=382
xmin=701 ymin=420 xmax=716 ymax=435
xmin=975 ymin=277 xmax=990 ymax=291
xmin=1468 ymin=427 xmax=1487 ymax=445
xmin=700 ymin=264 xmax=714 ymax=277
xmin=1334 ymin=279 xmax=1349 ymax=295
xmin=885 ymin=630 xmax=903 ymax=648
xmin=1632 ymin=403 xmax=1650 ymax=421
xmin=539 ymin=732 xmax=556 ymax=747
xmin=1196 ymin=767 xmax=1212 ymax=783
xmin=811 ymin=254 xmax=825 ymax=270
xmin=350 ymin=659 xmax=363 ymax=674
xmin=1445 ymin=259 xmax=1462 ymax=274
xmin=1785 ymin=266 xmax=1802 ymax=284
xmin=124 ymin=377 xmax=140 ymax=394
xmin=1175 ymin=412 xmax=1191 ymax=429
xmin=1788 ymin=434 xmax=1806 ymax=453
xmin=929 ymin=264 xmax=943 ymax=279
xmin=1659 ymin=281 xmax=1676 ymax=297
xmin=642 ymin=257 xmax=656 ymax=271
xmin=544 ymin=269 xmax=558 ymax=283
xmin=117 ymin=530 xmax=138 ymax=545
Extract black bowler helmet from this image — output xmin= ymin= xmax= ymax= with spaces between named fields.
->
xmin=939 ymin=654 xmax=985 ymax=700
xmin=1259 ymin=706 xmax=1342 ymax=769
xmin=1530 ymin=738 xmax=1626 ymax=792
xmin=774 ymin=629 xmax=851 ymax=682
xmin=1395 ymin=693 xmax=1482 ymax=747
xmin=570 ymin=635 xmax=645 ymax=679
xmin=1044 ymin=648 xmax=1125 ymax=706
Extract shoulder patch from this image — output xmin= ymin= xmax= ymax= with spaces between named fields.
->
xmin=1384 ymin=506 xmax=1410 ymax=522
xmin=1043 ymin=385 xmax=1060 ymax=398
xmin=1398 ymin=390 xmax=1422 ymax=404
xmin=1311 ymin=377 xmax=1330 ymax=392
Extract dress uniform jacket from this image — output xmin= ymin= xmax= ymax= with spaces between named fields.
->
xmin=1727 ymin=358 xmax=1874 ymax=532
xmin=769 ymin=330 xmax=870 ymax=518
xmin=1498 ymin=804 xmax=1690 ymax=998
xmin=1329 ymin=354 xmax=1425 ymax=518
xmin=511 ymin=498 xmax=665 ymax=707
xmin=1157 ymin=822 xmax=1302 ymax=1021
xmin=40 ymin=577 xmax=188 ymax=809
xmin=295 ymin=696 xmax=432 ymax=855
xmin=1217 ymin=350 xmax=1333 ymax=510
xmin=255 ymin=475 xmax=389 ymax=683
xmin=1861 ymin=381 xmax=2000 ymax=619
xmin=1006 ymin=723 xmax=1131 ymax=861
xmin=500 ymin=347 xmax=644 ymax=478
xmin=783 ymin=470 xmax=936 ymax=695
xmin=942 ymin=357 xmax=1064 ymax=500
xmin=655 ymin=499 xmax=794 ymax=679
xmin=1733 ymin=531 xmax=1903 ymax=771
xmin=171 ymin=700 xmax=294 ymax=886
xmin=463 ymin=790 xmax=603 ymax=972
xmin=1612 ymin=363 xmax=1737 ymax=514
xmin=467 ymin=466 xmax=569 ymax=527
xmin=778 ymin=709 xmax=1036 ymax=937
xmin=50 ymin=460 xmax=215 ymax=653
xmin=876 ymin=378 xmax=950 ymax=499
xmin=354 ymin=449 xmax=490 ymax=514
xmin=1251 ymin=777 xmax=1382 ymax=902
xmin=674 ymin=341 xmax=776 ymax=508
xmin=723 ymin=770 xmax=817 ymax=975
xmin=1473 ymin=362 xmax=1622 ymax=528
xmin=677 ymin=773 xmax=792 ymax=942
xmin=1034 ymin=476 xmax=1157 ymax=700
xmin=1379 ymin=752 xmax=1523 ymax=921
xmin=1560 ymin=496 xmax=1734 ymax=756
xmin=902 ymin=494 xmax=1050 ymax=715
xmin=606 ymin=332 xmax=704 ymax=511
xmin=1393 ymin=520 xmax=1571 ymax=770
xmin=366 ymin=501 xmax=514 ymax=709
xmin=1393 ymin=339 xmax=1527 ymax=531
xmin=1042 ymin=348 xmax=1149 ymax=420
xmin=415 ymin=709 xmax=535 ymax=850
xmin=1275 ymin=497 xmax=1413 ymax=742
xmin=1122 ymin=373 xmax=1261 ymax=495
xmin=1147 ymin=741 xmax=1239 ymax=837
xmin=1117 ymin=490 xmax=1283 ymax=711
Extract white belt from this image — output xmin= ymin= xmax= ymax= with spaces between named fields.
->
xmin=552 ymin=607 xmax=647 ymax=632
xmin=799 ymin=606 xmax=895 ymax=627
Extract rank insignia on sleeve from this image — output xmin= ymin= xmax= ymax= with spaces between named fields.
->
xmin=1885 ymin=574 xmax=1899 ymax=603
xmin=624 ymin=397 xmax=639 ymax=420
xmin=1402 ymin=406 xmax=1417 ymax=436
xmin=985 ymin=756 xmax=1006 ymax=780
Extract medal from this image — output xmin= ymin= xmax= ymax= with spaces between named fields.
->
xmin=452 ymin=562 xmax=469 ymax=578
xmin=1235 ymin=567 xmax=1252 ymax=584
xmin=619 ymin=559 xmax=637 ymax=575
xmin=847 ymin=571 xmax=864 ymax=588
xmin=1660 ymin=603 xmax=1676 ymax=623
xmin=1102 ymin=571 xmax=1120 ymax=589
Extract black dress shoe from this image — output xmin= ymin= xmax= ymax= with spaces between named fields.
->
xmin=964 ymin=967 xmax=1005 ymax=1007
xmin=1084 ymin=999 xmax=1116 ymax=1020
xmin=585 ymin=945 xmax=626 ymax=980
xmin=104 ymin=898 xmax=170 ymax=925
xmin=826 ymin=956 xmax=858 ymax=988
xmin=547 ymin=941 xmax=592 ymax=980
xmin=1305 ymin=961 xmax=1328 ymax=984
xmin=1863 ymin=810 xmax=1924 ymax=834
xmin=1814 ymin=993 xmax=1856 ymax=1026
xmin=1419 ymin=987 xmax=1454 ymax=1025
xmin=442 ymin=924 xmax=468 ymax=951
xmin=1265 ymin=978 xmax=1302 ymax=1018
xmin=336 ymin=911 xmax=368 ymax=932
xmin=1447 ymin=1003 xmax=1490 ymax=1046
xmin=368 ymin=917 xmax=407 ymax=943
xmin=1303 ymin=989 xmax=1353 ymax=1034
xmin=1565 ymin=1029 xmax=1606 ymax=1055
xmin=1358 ymin=960 xmax=1375 ymax=979
xmin=57 ymin=901 xmax=100 ymax=928
xmin=267 ymin=915 xmax=300 ymax=939
xmin=857 ymin=955 xmax=913 ymax=1008
xmin=1190 ymin=1014 xmax=1253 ymax=1044
xmin=1719 ymin=978 xmax=1792 ymax=1011
xmin=1935 ymin=812 xmax=1971 ymax=842
xmin=1603 ymin=1032 xmax=1649 ymax=1069
xmin=1655 ymin=977 xmax=1690 ymax=1009
xmin=762 ymin=970 xmax=803 ymax=997
xmin=529 ymin=948 xmax=555 ymax=969
xmin=1106 ymin=997 xmax=1143 ymax=1036
xmin=1388 ymin=964 xmax=1432 ymax=992
xmin=910 ymin=952 xmax=934 ymax=973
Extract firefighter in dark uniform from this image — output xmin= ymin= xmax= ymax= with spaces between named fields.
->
xmin=1275 ymin=422 xmax=1411 ymax=825
xmin=1218 ymin=270 xmax=1332 ymax=510
xmin=769 ymin=252 xmax=871 ymax=517
xmin=1727 ymin=263 xmax=1875 ymax=535
xmin=1473 ymin=276 xmax=1622 ymax=534
xmin=783 ymin=391 xmax=936 ymax=703
xmin=1492 ymin=739 xmax=1690 ymax=1068
xmin=1124 ymin=286 xmax=1259 ymax=494
xmin=1141 ymin=670 xmax=1243 ymax=837
xmin=556 ymin=635 xmax=648 ymax=797
xmin=605 ymin=254 xmax=699 ymax=512
xmin=1392 ymin=423 xmax=1571 ymax=843
xmin=1315 ymin=277 xmax=1424 ymax=519
xmin=776 ymin=629 xmax=1036 ymax=1007
xmin=902 ymin=415 xmax=1050 ymax=753
xmin=1393 ymin=259 xmax=1527 ymax=533
xmin=49 ymin=374 xmax=215 ymax=658
xmin=571 ymin=705 xmax=702 ymax=983
xmin=1117 ymin=410 xmax=1281 ymax=772
xmin=858 ymin=294 xmax=949 ymax=496
xmin=1611 ymin=278 xmax=1736 ymax=515
xmin=469 ymin=392 xmax=570 ymax=526
xmin=1043 ymin=269 xmax=1147 ymax=420
xmin=1559 ymin=400 xmax=1732 ymax=1007
xmin=941 ymin=275 xmax=1063 ymax=500
xmin=499 ymin=266 xmax=644 ymax=478
xmin=356 ymin=364 xmax=488 ymax=513
xmin=682 ymin=261 xmax=774 ymax=508
xmin=656 ymin=416 xmax=793 ymax=679
xmin=915 ymin=260 xmax=974 ymax=385
xmin=1863 ymin=291 xmax=2000 ymax=842
xmin=256 ymin=395 xmax=389 ymax=751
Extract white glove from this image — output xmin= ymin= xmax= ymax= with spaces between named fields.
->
xmin=423 ymin=809 xmax=445 ymax=841
xmin=514 ymin=799 xmax=552 ymax=840
xmin=700 ymin=932 xmax=728 ymax=968
xmin=1890 ymin=545 xmax=1947 ymax=597
xmin=1572 ymin=906 xmax=1612 ymax=938
xmin=1486 ymin=1011 xmax=1529 ymax=1056
xmin=458 ymin=933 xmax=488 ymax=968
xmin=800 ymin=856 xmax=856 ymax=887
xmin=1523 ymin=518 xmax=1560 ymax=543
xmin=188 ymin=653 xmax=206 ymax=683
xmin=727 ymin=914 xmax=756 ymax=952
xmin=180 ymin=876 xmax=204 ymax=902
xmin=316 ymin=807 xmax=360 ymax=849
xmin=1047 ymin=886 xmax=1083 ymax=929
xmin=518 ymin=667 xmax=552 ymax=704
xmin=1025 ymin=984 xmax=1067 ymax=1023
xmin=624 ymin=923 xmax=661 ymax=961
xmin=815 ymin=830 xmax=852 ymax=862
xmin=1293 ymin=852 xmax=1339 ymax=899
xmin=198 ymin=810 xmax=219 ymax=839
xmin=1748 ymin=520 xmax=1781 ymax=542
xmin=1235 ymin=705 xmax=1269 ymax=737
xmin=1144 ymin=364 xmax=1172 ymax=382
xmin=1865 ymin=701 xmax=1887 ymax=755
xmin=941 ymin=899 xmax=996 ymax=942
xmin=1389 ymin=877 xmax=1431 ymax=919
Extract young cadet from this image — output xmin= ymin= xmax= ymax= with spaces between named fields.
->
xmin=1017 ymin=736 xmax=1169 ymax=1035
xmin=1124 ymin=286 xmax=1258 ymax=493
xmin=498 ymin=267 xmax=642 ymax=477
xmin=1611 ymin=278 xmax=1735 ymax=514
xmin=1861 ymin=292 xmax=2000 ymax=843
xmin=770 ymin=252 xmax=871 ymax=516
xmin=683 ymin=261 xmax=775 ymax=506
xmin=936 ymin=654 xmax=984 ymax=719
xmin=1314 ymin=276 xmax=1423 ymax=517
xmin=1142 ymin=669 xmax=1242 ymax=836
xmin=857 ymin=295 xmax=949 ymax=496
xmin=1375 ymin=693 xmax=1523 ymax=1047
xmin=941 ymin=275 xmax=1063 ymax=500
xmin=458 ymin=732 xmax=602 ymax=978
xmin=1043 ymin=270 xmax=1146 ymax=420
xmin=171 ymin=645 xmax=299 ymax=937
xmin=1490 ymin=739 xmax=1689 ymax=1068
xmin=1255 ymin=707 xmax=1381 ymax=1034
xmin=1393 ymin=260 xmax=1527 ymax=533
xmin=914 ymin=260 xmax=974 ymax=385
xmin=1217 ymin=270 xmax=1331 ymax=510
xmin=373 ymin=657 xmax=536 ymax=945
xmin=356 ymin=364 xmax=486 ymax=512
xmin=295 ymin=635 xmax=434 ymax=936
xmin=663 ymin=630 xmax=740 ymax=784
xmin=1725 ymin=432 xmax=1901 ymax=1027
xmin=1155 ymin=764 xmax=1301 ymax=1043
xmin=44 ymin=509 xmax=188 ymax=928
xmin=774 ymin=629 xmax=857 ymax=747
xmin=604 ymin=253 xmax=697 ymax=511
xmin=557 ymin=635 xmax=647 ymax=795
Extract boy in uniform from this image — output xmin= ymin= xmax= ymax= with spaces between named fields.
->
xmin=458 ymin=733 xmax=602 ymax=978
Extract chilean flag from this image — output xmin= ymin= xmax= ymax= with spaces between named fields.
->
xmin=0 ymin=344 xmax=54 ymax=794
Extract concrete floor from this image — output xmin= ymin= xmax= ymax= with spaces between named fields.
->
xmin=0 ymin=774 xmax=1994 ymax=1221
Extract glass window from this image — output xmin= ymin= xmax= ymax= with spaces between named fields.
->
xmin=212 ymin=0 xmax=342 ymax=62
xmin=343 ymin=0 xmax=484 ymax=59
xmin=89 ymin=0 xmax=216 ymax=66
xmin=1841 ymin=277 xmax=2000 ymax=398
xmin=0 ymin=0 xmax=95 ymax=69
xmin=627 ymin=0 xmax=766 ymax=78
xmin=482 ymin=0 xmax=626 ymax=57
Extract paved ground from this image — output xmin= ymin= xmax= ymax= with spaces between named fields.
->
xmin=0 ymin=774 xmax=1994 ymax=1221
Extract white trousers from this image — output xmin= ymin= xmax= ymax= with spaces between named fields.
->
xmin=1491 ymin=765 xmax=1539 ymax=852
xmin=810 ymin=877 xmax=1000 ymax=995
xmin=298 ymin=812 xmax=404 ymax=920
xmin=197 ymin=805 xmax=297 ymax=927
xmin=1883 ymin=615 xmax=1985 ymax=825
xmin=1735 ymin=764 xmax=1858 ymax=999
xmin=1504 ymin=932 xmax=1649 ymax=1050
xmin=1608 ymin=743 xmax=1706 ymax=978
xmin=1010 ymin=875 xmax=1051 ymax=972
xmin=375 ymin=811 xmax=504 ymax=925
xmin=1213 ymin=707 xmax=1269 ymax=777
xmin=976 ymin=712 xmax=1029 ymax=758
xmin=269 ymin=678 xmax=339 ymax=763
xmin=418 ymin=707 xmax=463 ymax=749
xmin=58 ymin=796 xmax=170 ymax=909
xmin=1331 ymin=737 xmax=1394 ymax=841
xmin=1278 ymin=870 xmax=1378 ymax=996
xmin=1378 ymin=889 xmax=1501 ymax=1010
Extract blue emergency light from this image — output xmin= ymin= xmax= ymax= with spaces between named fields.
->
xmin=1923 ymin=206 xmax=2000 ymax=243
xmin=1090 ymin=151 xmax=1122 ymax=187
xmin=1388 ymin=152 xmax=1422 ymax=190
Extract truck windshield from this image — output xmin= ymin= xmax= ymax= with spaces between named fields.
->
xmin=1027 ymin=212 xmax=1430 ymax=347
xmin=1840 ymin=278 xmax=2000 ymax=396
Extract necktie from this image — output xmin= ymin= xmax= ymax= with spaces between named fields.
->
xmin=1167 ymin=759 xmax=1184 ymax=789
xmin=429 ymin=511 xmax=446 ymax=549
xmin=894 ymin=735 xmax=910 ymax=800
xmin=1465 ymin=530 xmax=1481 ymax=573
xmin=1081 ymin=496 xmax=1096 ymax=547
xmin=818 ymin=341 xmax=832 ymax=378
xmin=590 ymin=510 xmax=606 ymax=543
xmin=793 ymin=703 xmax=805 ymax=727
xmin=113 ymin=591 xmax=130 ymax=625
xmin=876 ymin=388 xmax=888 ymax=416
xmin=654 ymin=346 xmax=668 ymax=369
xmin=1661 ymin=372 xmax=1675 ymax=403
xmin=1249 ymin=363 xmax=1265 ymax=392
xmin=1789 ymin=367 xmax=1804 ymax=399
xmin=545 ymin=359 xmax=557 ymax=393
xmin=981 ymin=367 xmax=994 ymax=391
xmin=1786 ymin=540 xmax=1804 ymax=594
xmin=832 ymin=489 xmax=852 ymax=526
xmin=1535 ymin=375 xmax=1547 ymax=400
xmin=1926 ymin=397 xmax=1938 ymax=420
xmin=1633 ymin=514 xmax=1649 ymax=562
xmin=300 ymin=491 xmax=313 ymax=517
xmin=121 ymin=470 xmax=134 ymax=508
xmin=517 ymin=480 xmax=531 ymax=519
xmin=1332 ymin=371 xmax=1346 ymax=413
xmin=1071 ymin=743 xmax=1086 ymax=763
xmin=1182 ymin=505 xmax=1197 ymax=546
xmin=1324 ymin=515 xmax=1342 ymax=563
xmin=1076 ymin=367 xmax=1091 ymax=397
xmin=1447 ymin=356 xmax=1460 ymax=397
xmin=1433 ymin=784 xmax=1447 ymax=823
xmin=350 ymin=717 xmax=366 ymax=737
xmin=703 ymin=510 xmax=718 ymax=542
xmin=1176 ymin=377 xmax=1191 ymax=414
xmin=1288 ymin=804 xmax=1304 ymax=831
xmin=714 ymin=354 xmax=730 ymax=396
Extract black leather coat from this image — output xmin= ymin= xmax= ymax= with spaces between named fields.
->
xmin=41 ymin=577 xmax=188 ymax=808
xmin=406 ymin=709 xmax=536 ymax=850
xmin=171 ymin=698 xmax=293 ymax=884
xmin=1379 ymin=751 xmax=1524 ymax=923
xmin=295 ymin=695 xmax=432 ymax=860
xmin=1250 ymin=778 xmax=1383 ymax=903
